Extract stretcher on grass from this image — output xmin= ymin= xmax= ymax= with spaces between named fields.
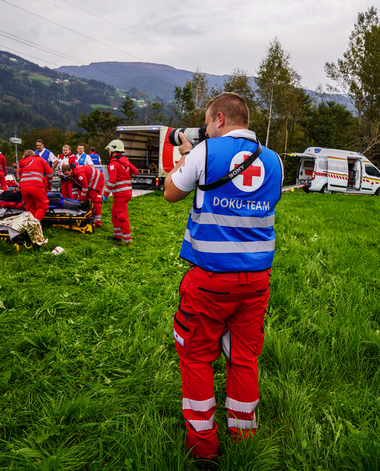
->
xmin=0 ymin=192 xmax=95 ymax=234
xmin=0 ymin=223 xmax=34 ymax=250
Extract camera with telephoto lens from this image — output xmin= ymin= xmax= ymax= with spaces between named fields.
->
xmin=168 ymin=125 xmax=208 ymax=148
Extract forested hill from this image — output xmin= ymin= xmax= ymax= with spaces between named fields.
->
xmin=0 ymin=50 xmax=123 ymax=141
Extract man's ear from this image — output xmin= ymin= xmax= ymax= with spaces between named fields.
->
xmin=217 ymin=112 xmax=225 ymax=128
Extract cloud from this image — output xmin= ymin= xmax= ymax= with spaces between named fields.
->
xmin=0 ymin=0 xmax=373 ymax=90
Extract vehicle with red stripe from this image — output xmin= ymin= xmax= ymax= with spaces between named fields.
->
xmin=285 ymin=147 xmax=380 ymax=195
xmin=115 ymin=125 xmax=182 ymax=189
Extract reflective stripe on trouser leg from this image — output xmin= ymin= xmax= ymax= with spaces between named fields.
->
xmin=225 ymin=275 xmax=270 ymax=440
xmin=113 ymin=227 xmax=122 ymax=239
xmin=89 ymin=189 xmax=102 ymax=222
xmin=226 ymin=396 xmax=259 ymax=438
xmin=178 ymin=354 xmax=219 ymax=458
xmin=112 ymin=196 xmax=131 ymax=242
xmin=123 ymin=233 xmax=131 ymax=242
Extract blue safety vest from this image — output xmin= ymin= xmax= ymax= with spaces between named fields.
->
xmin=89 ymin=153 xmax=101 ymax=165
xmin=78 ymin=153 xmax=88 ymax=166
xmin=179 ymin=136 xmax=282 ymax=272
xmin=35 ymin=148 xmax=52 ymax=167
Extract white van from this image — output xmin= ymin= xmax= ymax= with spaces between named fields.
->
xmin=288 ymin=147 xmax=380 ymax=195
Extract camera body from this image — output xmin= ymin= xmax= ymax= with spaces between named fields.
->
xmin=168 ymin=125 xmax=207 ymax=148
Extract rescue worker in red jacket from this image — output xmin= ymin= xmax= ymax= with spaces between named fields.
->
xmin=57 ymin=145 xmax=78 ymax=198
xmin=103 ymin=139 xmax=139 ymax=245
xmin=19 ymin=149 xmax=53 ymax=221
xmin=0 ymin=151 xmax=7 ymax=191
xmin=61 ymin=163 xmax=104 ymax=226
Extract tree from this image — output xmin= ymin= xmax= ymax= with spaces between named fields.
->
xmin=325 ymin=7 xmax=380 ymax=156
xmin=223 ymin=68 xmax=257 ymax=129
xmin=169 ymin=70 xmax=209 ymax=127
xmin=76 ymin=109 xmax=120 ymax=142
xmin=189 ymin=69 xmax=209 ymax=112
xmin=303 ymin=101 xmax=355 ymax=149
xmin=279 ymin=86 xmax=312 ymax=153
xmin=223 ymin=69 xmax=256 ymax=110
xmin=20 ymin=127 xmax=72 ymax=156
xmin=256 ymin=38 xmax=301 ymax=148
xmin=149 ymin=102 xmax=165 ymax=124
xmin=120 ymin=97 xmax=138 ymax=125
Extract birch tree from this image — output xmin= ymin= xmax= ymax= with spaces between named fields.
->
xmin=256 ymin=38 xmax=301 ymax=148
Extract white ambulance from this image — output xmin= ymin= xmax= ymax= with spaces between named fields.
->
xmin=115 ymin=125 xmax=181 ymax=189
xmin=288 ymin=147 xmax=380 ymax=195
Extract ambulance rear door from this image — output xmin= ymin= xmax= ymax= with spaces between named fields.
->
xmin=327 ymin=155 xmax=348 ymax=192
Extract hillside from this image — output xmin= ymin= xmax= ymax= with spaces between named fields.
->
xmin=55 ymin=61 xmax=235 ymax=101
xmin=56 ymin=61 xmax=355 ymax=113
xmin=0 ymin=50 xmax=123 ymax=141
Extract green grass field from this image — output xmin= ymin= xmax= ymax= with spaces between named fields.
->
xmin=0 ymin=191 xmax=379 ymax=470
xmin=90 ymin=105 xmax=114 ymax=110
xmin=28 ymin=75 xmax=54 ymax=86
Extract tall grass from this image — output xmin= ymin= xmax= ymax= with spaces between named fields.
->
xmin=0 ymin=191 xmax=379 ymax=470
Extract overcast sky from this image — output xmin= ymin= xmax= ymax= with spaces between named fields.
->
xmin=0 ymin=0 xmax=375 ymax=91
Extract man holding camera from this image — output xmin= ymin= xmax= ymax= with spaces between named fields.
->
xmin=164 ymin=93 xmax=283 ymax=468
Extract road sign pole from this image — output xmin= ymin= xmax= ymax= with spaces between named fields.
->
xmin=9 ymin=136 xmax=22 ymax=172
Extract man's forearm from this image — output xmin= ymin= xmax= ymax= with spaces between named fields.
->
xmin=164 ymin=152 xmax=192 ymax=202
xmin=165 ymin=152 xmax=188 ymax=183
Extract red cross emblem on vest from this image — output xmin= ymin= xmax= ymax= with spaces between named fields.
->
xmin=235 ymin=154 xmax=261 ymax=186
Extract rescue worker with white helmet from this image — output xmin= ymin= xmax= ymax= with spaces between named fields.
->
xmin=103 ymin=139 xmax=139 ymax=245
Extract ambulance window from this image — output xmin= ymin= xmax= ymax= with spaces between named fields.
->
xmin=365 ymin=165 xmax=380 ymax=177
xmin=303 ymin=160 xmax=314 ymax=168
xmin=319 ymin=161 xmax=327 ymax=170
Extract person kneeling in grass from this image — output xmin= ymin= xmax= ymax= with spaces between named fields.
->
xmin=103 ymin=139 xmax=138 ymax=246
xmin=61 ymin=163 xmax=104 ymax=227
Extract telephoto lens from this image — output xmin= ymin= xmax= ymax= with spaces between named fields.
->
xmin=168 ymin=126 xmax=207 ymax=148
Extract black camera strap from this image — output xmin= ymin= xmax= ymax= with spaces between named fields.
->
xmin=197 ymin=140 xmax=262 ymax=192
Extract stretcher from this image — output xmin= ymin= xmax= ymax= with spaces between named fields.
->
xmin=0 ymin=223 xmax=34 ymax=250
xmin=0 ymin=192 xmax=95 ymax=234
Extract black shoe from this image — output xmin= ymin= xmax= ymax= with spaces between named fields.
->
xmin=107 ymin=236 xmax=120 ymax=241
xmin=194 ymin=457 xmax=219 ymax=470
xmin=79 ymin=199 xmax=91 ymax=211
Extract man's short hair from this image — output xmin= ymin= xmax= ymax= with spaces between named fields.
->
xmin=36 ymin=139 xmax=44 ymax=145
xmin=63 ymin=145 xmax=71 ymax=151
xmin=61 ymin=165 xmax=71 ymax=173
xmin=206 ymin=92 xmax=249 ymax=128
xmin=90 ymin=147 xmax=95 ymax=152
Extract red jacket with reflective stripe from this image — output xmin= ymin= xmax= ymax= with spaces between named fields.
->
xmin=104 ymin=154 xmax=139 ymax=198
xmin=0 ymin=154 xmax=7 ymax=178
xmin=19 ymin=155 xmax=53 ymax=190
xmin=71 ymin=165 xmax=104 ymax=201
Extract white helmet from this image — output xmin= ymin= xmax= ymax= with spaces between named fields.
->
xmin=105 ymin=139 xmax=124 ymax=153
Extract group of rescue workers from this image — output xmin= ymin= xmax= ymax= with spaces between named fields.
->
xmin=0 ymin=139 xmax=138 ymax=246
xmin=2 ymin=92 xmax=283 ymax=471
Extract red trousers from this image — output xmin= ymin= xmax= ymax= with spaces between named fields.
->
xmin=21 ymin=185 xmax=49 ymax=221
xmin=0 ymin=175 xmax=6 ymax=191
xmin=79 ymin=189 xmax=102 ymax=225
xmin=174 ymin=265 xmax=270 ymax=458
xmin=111 ymin=195 xmax=132 ymax=242
xmin=60 ymin=180 xmax=73 ymax=198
